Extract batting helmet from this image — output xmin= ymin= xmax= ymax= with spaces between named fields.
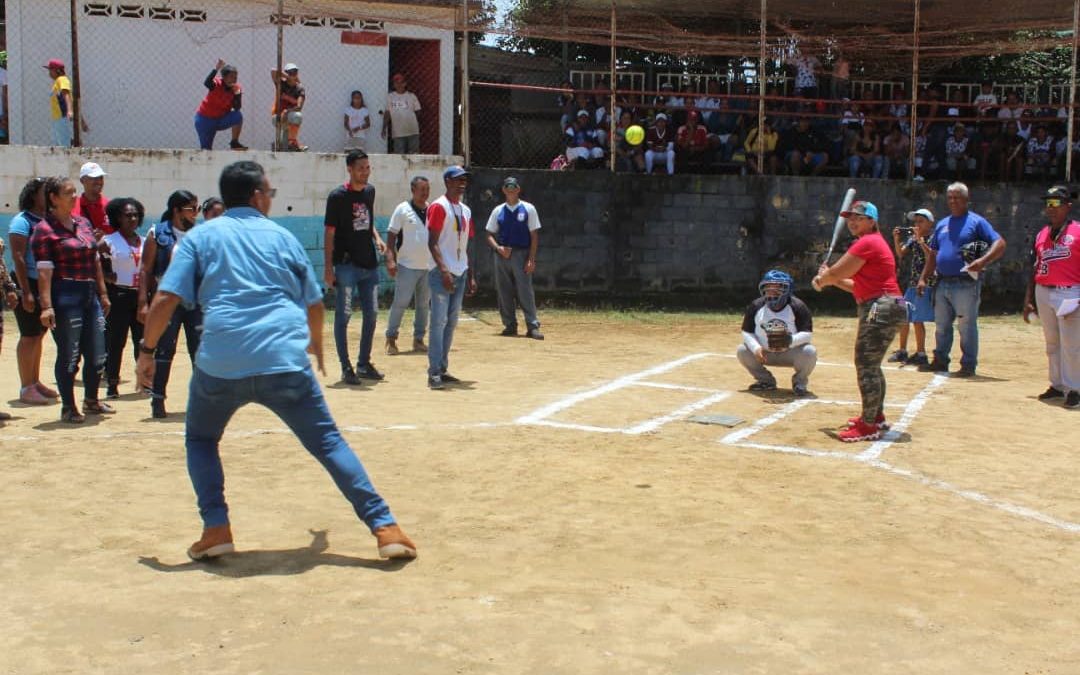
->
xmin=759 ymin=269 xmax=794 ymax=311
xmin=961 ymin=240 xmax=989 ymax=265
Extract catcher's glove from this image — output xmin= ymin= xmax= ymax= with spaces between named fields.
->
xmin=763 ymin=319 xmax=793 ymax=352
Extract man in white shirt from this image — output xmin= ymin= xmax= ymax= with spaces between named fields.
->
xmin=384 ymin=176 xmax=434 ymax=355
xmin=485 ymin=176 xmax=543 ymax=340
xmin=381 ymin=73 xmax=421 ymax=154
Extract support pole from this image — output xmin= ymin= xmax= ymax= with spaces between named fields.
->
xmin=70 ymin=0 xmax=82 ymax=147
xmin=1067 ymin=0 xmax=1079 ymax=181
xmin=609 ymin=0 xmax=617 ymax=172
xmin=908 ymin=0 xmax=920 ymax=182
xmin=462 ymin=0 xmax=471 ymax=165
xmin=274 ymin=0 xmax=284 ymax=152
xmin=756 ymin=0 xmax=766 ymax=174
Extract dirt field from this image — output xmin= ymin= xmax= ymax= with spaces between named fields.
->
xmin=1 ymin=308 xmax=1077 ymax=674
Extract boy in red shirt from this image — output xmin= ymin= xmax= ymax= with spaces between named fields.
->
xmin=194 ymin=60 xmax=247 ymax=150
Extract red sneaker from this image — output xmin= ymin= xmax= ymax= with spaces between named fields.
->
xmin=839 ymin=419 xmax=883 ymax=443
xmin=846 ymin=413 xmax=889 ymax=430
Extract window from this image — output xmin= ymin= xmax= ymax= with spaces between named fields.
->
xmin=300 ymin=16 xmax=325 ymax=27
xmin=179 ymin=8 xmax=207 ymax=22
xmin=148 ymin=6 xmax=175 ymax=20
xmin=84 ymin=3 xmax=112 ymax=16
xmin=116 ymin=4 xmax=144 ymax=18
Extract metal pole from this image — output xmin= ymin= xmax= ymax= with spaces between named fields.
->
xmin=908 ymin=0 xmax=920 ymax=181
xmin=609 ymin=0 xmax=617 ymax=172
xmin=756 ymin=0 xmax=766 ymax=174
xmin=70 ymin=0 xmax=82 ymax=147
xmin=274 ymin=0 xmax=284 ymax=152
xmin=462 ymin=0 xmax=471 ymax=165
xmin=1066 ymin=0 xmax=1079 ymax=180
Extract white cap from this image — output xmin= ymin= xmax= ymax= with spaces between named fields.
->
xmin=655 ymin=113 xmax=668 ymax=121
xmin=284 ymin=63 xmax=298 ymax=72
xmin=906 ymin=208 xmax=934 ymax=222
xmin=79 ymin=162 xmax=106 ymax=179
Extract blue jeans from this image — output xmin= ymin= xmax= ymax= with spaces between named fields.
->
xmin=50 ymin=279 xmax=107 ymax=409
xmin=185 ymin=366 xmax=396 ymax=530
xmin=848 ymin=154 xmax=886 ymax=178
xmin=427 ymin=269 xmax=467 ymax=376
xmin=152 ymin=305 xmax=202 ymax=400
xmin=333 ymin=263 xmax=379 ymax=370
xmin=385 ymin=265 xmax=430 ymax=340
xmin=933 ymin=276 xmax=981 ymax=369
xmin=194 ymin=110 xmax=243 ymax=150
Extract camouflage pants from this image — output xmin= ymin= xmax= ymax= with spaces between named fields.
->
xmin=854 ymin=296 xmax=906 ymax=424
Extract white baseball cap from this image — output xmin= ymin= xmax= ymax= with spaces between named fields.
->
xmin=906 ymin=208 xmax=934 ymax=222
xmin=284 ymin=63 xmax=299 ymax=72
xmin=79 ymin=162 xmax=107 ymax=179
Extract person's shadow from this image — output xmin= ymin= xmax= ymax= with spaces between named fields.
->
xmin=137 ymin=529 xmax=411 ymax=577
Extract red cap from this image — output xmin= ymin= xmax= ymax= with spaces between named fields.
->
xmin=44 ymin=59 xmax=65 ymax=70
xmin=688 ymin=110 xmax=700 ymax=120
xmin=392 ymin=73 xmax=405 ymax=82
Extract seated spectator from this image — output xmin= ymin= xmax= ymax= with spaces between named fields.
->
xmin=999 ymin=119 xmax=1026 ymax=182
xmin=978 ymin=120 xmax=1002 ymax=181
xmin=565 ymin=110 xmax=604 ymax=167
xmin=557 ymin=81 xmax=575 ymax=130
xmin=676 ymin=111 xmax=709 ymax=170
xmin=1017 ymin=109 xmax=1034 ymax=140
xmin=667 ymin=83 xmax=689 ymax=128
xmin=780 ymin=118 xmax=830 ymax=176
xmin=849 ymin=120 xmax=885 ymax=178
xmin=1025 ymin=125 xmax=1056 ymax=179
xmin=973 ymin=82 xmax=998 ymax=118
xmin=889 ymin=88 xmax=910 ymax=134
xmin=911 ymin=130 xmax=939 ymax=181
xmin=644 ymin=113 xmax=675 ymax=175
xmin=704 ymin=94 xmax=743 ymax=163
xmin=882 ymin=124 xmax=911 ymax=178
xmin=944 ymin=89 xmax=970 ymax=130
xmin=742 ymin=118 xmax=779 ymax=175
xmin=765 ymin=86 xmax=793 ymax=132
xmin=997 ymin=91 xmax=1023 ymax=121
xmin=613 ymin=110 xmax=645 ymax=173
xmin=271 ymin=63 xmax=306 ymax=151
xmin=945 ymin=123 xmax=976 ymax=179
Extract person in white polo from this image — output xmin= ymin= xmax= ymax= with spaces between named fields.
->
xmin=384 ymin=176 xmax=434 ymax=355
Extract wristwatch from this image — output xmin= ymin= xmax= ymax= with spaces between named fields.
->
xmin=139 ymin=339 xmax=157 ymax=355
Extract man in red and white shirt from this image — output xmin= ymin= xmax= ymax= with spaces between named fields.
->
xmin=73 ymin=162 xmax=111 ymax=237
xmin=1023 ymin=185 xmax=1080 ymax=409
xmin=425 ymin=165 xmax=477 ymax=389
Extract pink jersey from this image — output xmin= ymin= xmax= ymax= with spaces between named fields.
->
xmin=1033 ymin=220 xmax=1080 ymax=287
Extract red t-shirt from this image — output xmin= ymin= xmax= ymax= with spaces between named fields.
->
xmin=73 ymin=194 xmax=112 ymax=234
xmin=197 ymin=78 xmax=242 ymax=119
xmin=848 ymin=231 xmax=902 ymax=304
xmin=677 ymin=125 xmax=708 ymax=151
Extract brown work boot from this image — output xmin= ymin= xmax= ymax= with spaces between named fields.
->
xmin=412 ymin=338 xmax=428 ymax=353
xmin=385 ymin=337 xmax=399 ymax=356
xmin=187 ymin=524 xmax=235 ymax=560
xmin=374 ymin=524 xmax=417 ymax=559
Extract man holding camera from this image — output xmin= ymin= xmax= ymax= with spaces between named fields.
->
xmin=888 ymin=209 xmax=935 ymax=366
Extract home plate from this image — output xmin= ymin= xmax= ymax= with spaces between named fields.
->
xmin=686 ymin=414 xmax=744 ymax=427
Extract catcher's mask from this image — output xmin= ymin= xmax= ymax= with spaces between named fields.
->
xmin=961 ymin=240 xmax=989 ymax=265
xmin=759 ymin=270 xmax=793 ymax=311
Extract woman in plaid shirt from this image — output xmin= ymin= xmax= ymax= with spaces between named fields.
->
xmin=32 ymin=176 xmax=114 ymax=423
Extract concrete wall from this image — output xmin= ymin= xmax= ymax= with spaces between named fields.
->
xmin=466 ymin=170 xmax=1047 ymax=307
xmin=0 ymin=145 xmax=460 ymax=284
xmin=5 ymin=0 xmax=455 ymax=154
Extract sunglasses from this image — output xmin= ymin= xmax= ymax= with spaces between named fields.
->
xmin=1045 ymin=198 xmax=1066 ymax=208
xmin=257 ymin=187 xmax=278 ymax=198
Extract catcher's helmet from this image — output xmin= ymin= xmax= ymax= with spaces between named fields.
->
xmin=759 ymin=269 xmax=793 ymax=311
xmin=961 ymin=239 xmax=989 ymax=265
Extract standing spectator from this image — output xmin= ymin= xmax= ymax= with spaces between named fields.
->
xmin=194 ymin=60 xmax=246 ymax=151
xmin=945 ymin=123 xmax=976 ymax=180
xmin=831 ymin=54 xmax=851 ymax=100
xmin=384 ymin=176 xmax=433 ymax=356
xmin=1023 ymin=185 xmax=1080 ymax=409
xmin=343 ymin=90 xmax=371 ymax=151
xmin=997 ymin=91 xmax=1023 ymax=121
xmin=882 ymin=123 xmax=910 ymax=178
xmin=323 ymin=150 xmax=387 ymax=384
xmin=425 ymin=165 xmax=477 ymax=390
xmin=1025 ymin=126 xmax=1056 ymax=179
xmin=973 ymin=82 xmax=998 ymax=118
xmin=888 ymin=209 xmax=935 ymax=367
xmin=271 ymin=63 xmax=306 ymax=152
xmin=812 ymin=201 xmax=906 ymax=442
xmin=644 ymin=113 xmax=675 ymax=175
xmin=0 ymin=242 xmax=17 ymax=420
xmin=888 ymin=88 xmax=910 ymax=134
xmin=101 ymin=198 xmax=146 ymax=399
xmin=381 ymin=73 xmax=421 ymax=154
xmin=565 ymin=110 xmax=605 ymax=167
xmin=848 ymin=120 xmax=885 ymax=178
xmin=785 ymin=49 xmax=822 ymax=99
xmin=736 ymin=270 xmax=816 ymax=396
xmin=7 ymin=177 xmax=58 ymax=405
xmin=139 ymin=190 xmax=202 ymax=418
xmin=32 ymin=176 xmax=113 ymax=423
xmin=676 ymin=110 xmax=709 ymax=171
xmin=485 ymin=176 xmax=544 ymax=341
xmin=45 ymin=59 xmax=84 ymax=147
xmin=200 ymin=197 xmax=225 ymax=221
xmin=743 ymin=118 xmax=779 ymax=175
xmin=780 ymin=118 xmax=830 ymax=176
xmin=73 ymin=162 xmax=111 ymax=237
xmin=557 ymin=81 xmax=576 ymax=130
xmin=135 ymin=160 xmax=417 ymax=561
xmin=918 ymin=182 xmax=1006 ymax=377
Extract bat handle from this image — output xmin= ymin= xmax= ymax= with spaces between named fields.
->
xmin=811 ymin=278 xmax=822 ymax=292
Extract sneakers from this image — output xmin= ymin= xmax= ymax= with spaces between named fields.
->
xmin=374 ymin=524 xmax=417 ymax=559
xmin=341 ymin=367 xmax=363 ymax=385
xmin=1066 ymin=391 xmax=1080 ymax=409
xmin=151 ymin=399 xmax=167 ymax=419
xmin=187 ymin=524 xmax=235 ymax=560
xmin=60 ymin=407 xmax=85 ymax=424
xmin=385 ymin=338 xmax=399 ymax=356
xmin=499 ymin=326 xmax=517 ymax=337
xmin=748 ymin=381 xmax=777 ymax=392
xmin=954 ymin=366 xmax=977 ymax=378
xmin=106 ymin=382 xmax=120 ymax=400
xmin=288 ymin=142 xmax=309 ymax=152
xmin=35 ymin=382 xmax=59 ymax=399
xmin=846 ymin=413 xmax=890 ymax=430
xmin=526 ymin=328 xmax=545 ymax=341
xmin=1038 ymin=387 xmax=1065 ymax=401
xmin=918 ymin=359 xmax=948 ymax=373
xmin=887 ymin=349 xmax=908 ymax=363
xmin=439 ymin=372 xmax=461 ymax=383
xmin=412 ymin=338 xmax=428 ymax=353
xmin=792 ymin=385 xmax=810 ymax=397
xmin=905 ymin=352 xmax=929 ymax=367
xmin=83 ymin=400 xmax=116 ymax=415
xmin=19 ymin=385 xmax=50 ymax=406
xmin=229 ymin=140 xmax=248 ymax=151
xmin=427 ymin=374 xmax=444 ymax=390
xmin=355 ymin=363 xmax=384 ymax=381
xmin=839 ymin=419 xmax=883 ymax=442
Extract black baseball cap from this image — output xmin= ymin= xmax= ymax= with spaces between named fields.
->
xmin=502 ymin=177 xmax=520 ymax=189
xmin=1044 ymin=185 xmax=1075 ymax=201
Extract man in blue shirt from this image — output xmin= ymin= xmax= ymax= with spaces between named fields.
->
xmin=484 ymin=176 xmax=543 ymax=340
xmin=917 ymin=182 xmax=1006 ymax=376
xmin=136 ymin=161 xmax=416 ymax=561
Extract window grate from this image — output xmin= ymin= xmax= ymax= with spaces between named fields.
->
xmin=84 ymin=2 xmax=112 ymax=16
xmin=299 ymin=16 xmax=325 ymax=27
xmin=148 ymin=6 xmax=175 ymax=20
xmin=116 ymin=4 xmax=144 ymax=18
xmin=179 ymin=8 xmax=207 ymax=22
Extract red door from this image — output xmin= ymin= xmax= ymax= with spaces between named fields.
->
xmin=389 ymin=38 xmax=441 ymax=154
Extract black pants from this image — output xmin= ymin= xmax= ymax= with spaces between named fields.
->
xmin=105 ymin=285 xmax=143 ymax=386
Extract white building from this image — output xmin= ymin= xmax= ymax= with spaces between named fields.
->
xmin=4 ymin=0 xmax=458 ymax=154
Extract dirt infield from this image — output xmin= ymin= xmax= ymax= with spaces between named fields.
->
xmin=1 ymin=309 xmax=1077 ymax=674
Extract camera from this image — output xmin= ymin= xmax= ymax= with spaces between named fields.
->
xmin=896 ymin=226 xmax=914 ymax=236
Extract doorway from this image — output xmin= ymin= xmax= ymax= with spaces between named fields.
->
xmin=388 ymin=38 xmax=441 ymax=154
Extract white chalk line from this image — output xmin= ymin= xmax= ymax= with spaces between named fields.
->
xmin=631 ymin=381 xmax=726 ymax=394
xmin=720 ymin=399 xmax=813 ymax=444
xmin=625 ymin=391 xmax=733 ymax=434
xmin=857 ymin=374 xmax=950 ymax=462
xmin=715 ymin=352 xmax=929 ymax=373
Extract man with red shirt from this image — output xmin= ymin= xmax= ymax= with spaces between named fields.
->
xmin=676 ymin=110 xmax=709 ymax=170
xmin=73 ymin=162 xmax=111 ymax=237
xmin=194 ymin=59 xmax=247 ymax=151
xmin=425 ymin=165 xmax=477 ymax=390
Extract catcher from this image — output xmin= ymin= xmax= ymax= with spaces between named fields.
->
xmin=736 ymin=270 xmax=817 ymax=396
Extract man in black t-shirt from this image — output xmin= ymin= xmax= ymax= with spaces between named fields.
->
xmin=324 ymin=150 xmax=387 ymax=384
